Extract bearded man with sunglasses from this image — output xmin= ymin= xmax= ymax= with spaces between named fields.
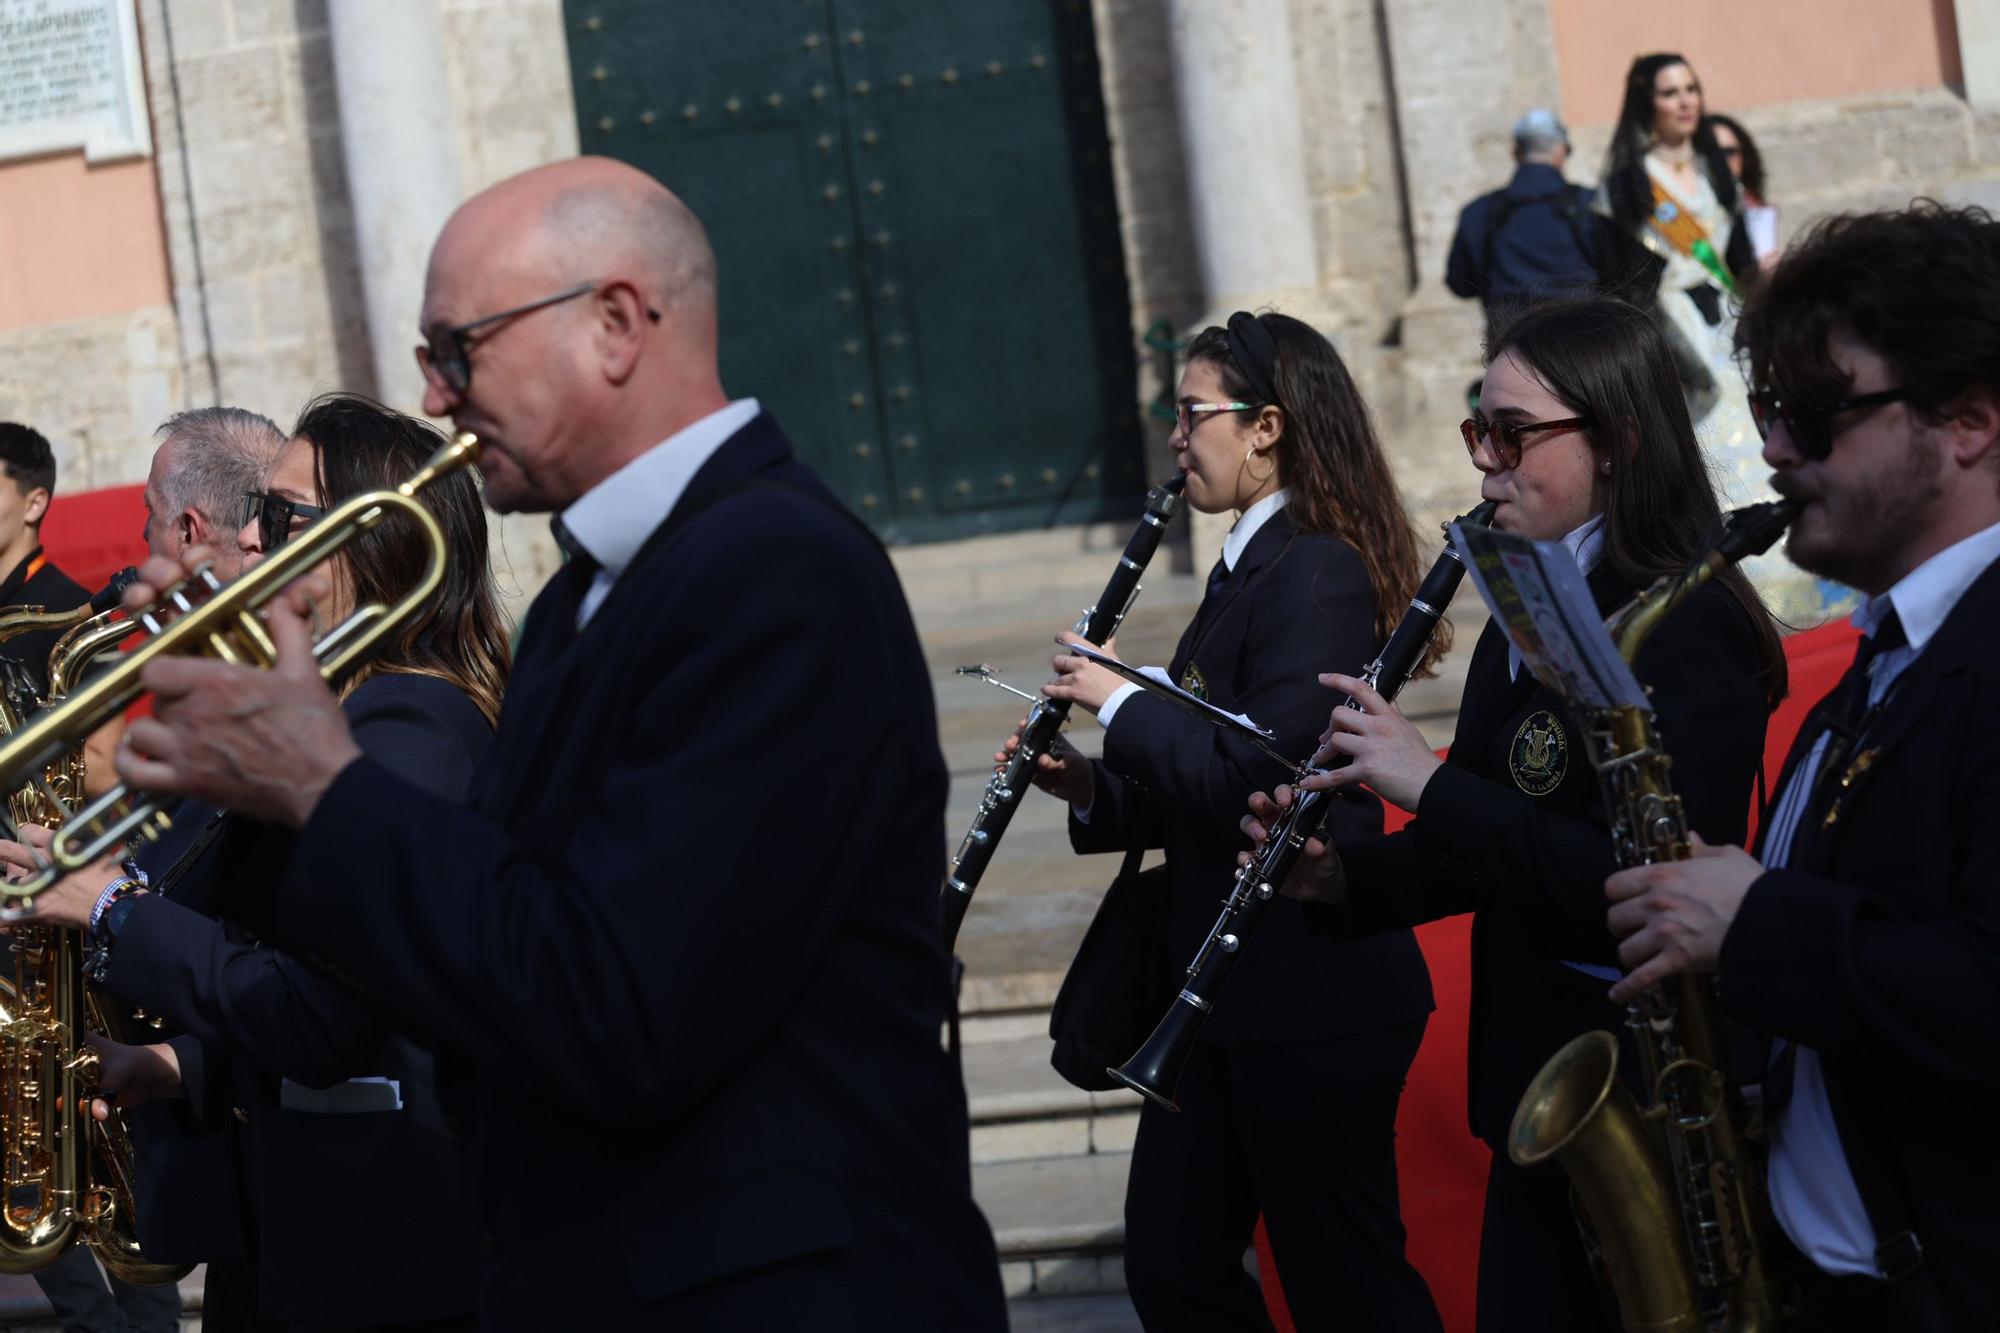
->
xmin=99 ymin=157 xmax=1004 ymax=1330
xmin=1607 ymin=205 xmax=2000 ymax=1331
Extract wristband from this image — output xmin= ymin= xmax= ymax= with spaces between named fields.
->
xmin=88 ymin=877 xmax=142 ymax=935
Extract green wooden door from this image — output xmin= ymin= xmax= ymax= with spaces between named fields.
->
xmin=566 ymin=0 xmax=1144 ymax=542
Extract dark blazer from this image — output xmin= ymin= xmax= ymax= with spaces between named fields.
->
xmin=256 ymin=414 xmax=1005 ymax=1330
xmin=1070 ymin=510 xmax=1435 ymax=1048
xmin=0 ymin=549 xmax=89 ymax=699
xmin=1723 ymin=556 xmax=2000 ymax=1328
xmin=103 ymin=674 xmax=490 ymax=1324
xmin=1445 ymin=163 xmax=1606 ymax=335
xmin=1316 ymin=571 xmax=1770 ymax=1143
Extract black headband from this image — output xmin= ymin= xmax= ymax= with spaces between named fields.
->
xmin=1224 ymin=311 xmax=1281 ymax=409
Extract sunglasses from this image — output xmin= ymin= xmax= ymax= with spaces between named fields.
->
xmin=243 ymin=491 xmax=327 ymax=552
xmin=415 ymin=280 xmax=662 ymax=394
xmin=1748 ymin=388 xmax=1909 ymax=461
xmin=1174 ymin=401 xmax=1264 ymax=435
xmin=1460 ymin=414 xmax=1589 ymax=469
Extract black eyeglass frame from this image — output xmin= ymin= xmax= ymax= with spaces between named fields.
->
xmin=242 ymin=491 xmax=327 ymax=553
xmin=1748 ymin=387 xmax=1910 ymax=462
xmin=415 ymin=280 xmax=664 ymax=393
xmin=1459 ymin=414 xmax=1591 ymax=469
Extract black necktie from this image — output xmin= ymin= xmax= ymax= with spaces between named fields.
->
xmin=537 ymin=518 xmax=602 ymax=650
xmin=1765 ymin=610 xmax=1906 ymax=1116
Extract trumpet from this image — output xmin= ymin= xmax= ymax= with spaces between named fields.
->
xmin=0 ymin=432 xmax=481 ymax=902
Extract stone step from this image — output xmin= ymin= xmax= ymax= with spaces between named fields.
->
xmin=1007 ymin=1292 xmax=1144 ymax=1332
xmin=974 ymin=1151 xmax=1132 ymax=1300
xmin=960 ymin=1020 xmax=1141 ymax=1166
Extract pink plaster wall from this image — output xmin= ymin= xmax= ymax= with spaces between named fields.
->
xmin=0 ymin=153 xmax=173 ymax=334
xmin=1551 ymin=0 xmax=1964 ymax=127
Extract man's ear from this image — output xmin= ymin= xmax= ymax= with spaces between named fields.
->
xmin=178 ymin=509 xmax=203 ymax=548
xmin=1943 ymin=385 xmax=2000 ymax=471
xmin=20 ymin=487 xmax=49 ymax=528
xmin=594 ymin=280 xmax=653 ymax=385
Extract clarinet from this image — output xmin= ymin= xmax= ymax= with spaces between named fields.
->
xmin=939 ymin=473 xmax=1187 ymax=950
xmin=1108 ymin=499 xmax=1497 ymax=1109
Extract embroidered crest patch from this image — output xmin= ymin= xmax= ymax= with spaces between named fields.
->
xmin=1179 ymin=662 xmax=1209 ymax=702
xmin=1509 ymin=710 xmax=1568 ymax=796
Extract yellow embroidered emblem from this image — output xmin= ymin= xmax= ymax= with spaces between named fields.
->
xmin=1509 ymin=710 xmax=1568 ymax=796
xmin=1179 ymin=663 xmax=1209 ymax=701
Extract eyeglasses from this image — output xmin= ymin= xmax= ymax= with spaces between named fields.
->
xmin=1748 ymin=388 xmax=1909 ymax=461
xmin=242 ymin=491 xmax=327 ymax=552
xmin=414 ymin=280 xmax=662 ymax=394
xmin=1175 ymin=401 xmax=1264 ymax=435
xmin=1460 ymin=414 xmax=1589 ymax=468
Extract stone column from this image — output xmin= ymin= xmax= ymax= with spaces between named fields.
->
xmin=1166 ymin=0 xmax=1325 ymax=566
xmin=1958 ymin=0 xmax=2000 ymax=108
xmin=326 ymin=0 xmax=464 ymax=409
xmin=1379 ymin=0 xmax=1560 ymax=515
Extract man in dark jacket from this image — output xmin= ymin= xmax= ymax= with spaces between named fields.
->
xmin=1445 ymin=109 xmax=1604 ymax=344
xmin=101 ymin=157 xmax=1006 ymax=1331
xmin=1608 ymin=203 xmax=2000 ymax=1332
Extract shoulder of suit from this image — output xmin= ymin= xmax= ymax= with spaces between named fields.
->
xmin=24 ymin=563 xmax=88 ymax=609
xmin=1259 ymin=524 xmax=1369 ymax=588
xmin=342 ymin=671 xmax=487 ymax=729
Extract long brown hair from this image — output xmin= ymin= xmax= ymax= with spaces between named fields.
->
xmin=289 ymin=393 xmax=511 ymax=723
xmin=1489 ymin=298 xmax=1787 ymax=707
xmin=1187 ymin=313 xmax=1446 ymax=674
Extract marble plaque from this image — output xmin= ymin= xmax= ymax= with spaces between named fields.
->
xmin=0 ymin=0 xmax=150 ymax=164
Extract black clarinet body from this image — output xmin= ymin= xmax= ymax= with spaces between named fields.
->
xmin=1109 ymin=500 xmax=1497 ymax=1109
xmin=939 ymin=474 xmax=1187 ymax=950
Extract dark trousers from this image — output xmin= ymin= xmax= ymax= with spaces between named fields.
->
xmin=32 ymin=1247 xmax=183 ymax=1333
xmin=1122 ymin=1018 xmax=1440 ymax=1333
xmin=1474 ymin=1152 xmax=1620 ymax=1332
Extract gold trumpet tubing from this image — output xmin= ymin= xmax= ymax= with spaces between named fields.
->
xmin=0 ymin=431 xmax=475 ymax=903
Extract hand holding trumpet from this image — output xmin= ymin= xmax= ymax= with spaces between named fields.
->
xmin=113 ymin=548 xmax=360 ymax=830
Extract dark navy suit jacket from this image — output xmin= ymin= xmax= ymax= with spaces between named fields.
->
xmin=1724 ymin=557 xmax=2000 ymax=1328
xmin=1070 ymin=510 xmax=1436 ymax=1048
xmin=1314 ymin=572 xmax=1771 ymax=1145
xmin=256 ymin=414 xmax=1005 ymax=1330
xmin=104 ymin=673 xmax=489 ymax=1323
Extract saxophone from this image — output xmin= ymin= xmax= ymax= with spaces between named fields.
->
xmin=1507 ymin=502 xmax=1796 ymax=1332
xmin=0 ymin=577 xmax=187 ymax=1283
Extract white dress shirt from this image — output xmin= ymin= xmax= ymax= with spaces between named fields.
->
xmin=558 ymin=398 xmax=762 ymax=627
xmin=1761 ymin=518 xmax=2000 ymax=1277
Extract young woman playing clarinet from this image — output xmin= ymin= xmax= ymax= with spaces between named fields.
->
xmin=1008 ymin=311 xmax=1444 ymax=1330
xmin=1245 ymin=296 xmax=1788 ymax=1331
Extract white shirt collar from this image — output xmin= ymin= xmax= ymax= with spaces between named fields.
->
xmin=1563 ymin=512 xmax=1607 ymax=576
xmin=1853 ymin=517 xmax=2000 ymax=655
xmin=559 ymin=398 xmax=761 ymax=575
xmin=1222 ymin=488 xmax=1290 ymax=572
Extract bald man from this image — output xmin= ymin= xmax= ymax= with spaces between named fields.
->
xmin=101 ymin=159 xmax=1005 ymax=1328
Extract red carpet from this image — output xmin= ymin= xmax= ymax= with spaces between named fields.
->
xmin=1256 ymin=619 xmax=1859 ymax=1331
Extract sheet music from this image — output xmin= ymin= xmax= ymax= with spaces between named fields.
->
xmin=1449 ymin=521 xmax=1647 ymax=712
xmin=1063 ymin=642 xmax=1296 ymax=770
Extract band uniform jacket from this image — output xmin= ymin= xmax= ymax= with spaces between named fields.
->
xmin=1722 ymin=555 xmax=2000 ymax=1327
xmin=254 ymin=414 xmax=1006 ymax=1330
xmin=0 ymin=548 xmax=89 ymax=699
xmin=1069 ymin=510 xmax=1436 ymax=1048
xmin=1311 ymin=569 xmax=1771 ymax=1145
xmin=103 ymin=674 xmax=490 ymax=1323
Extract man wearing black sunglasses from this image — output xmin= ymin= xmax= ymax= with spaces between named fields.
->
xmin=106 ymin=157 xmax=1006 ymax=1331
xmin=1606 ymin=204 xmax=2000 ymax=1331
